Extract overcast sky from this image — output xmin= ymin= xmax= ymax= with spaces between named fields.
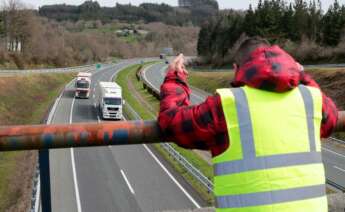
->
xmin=25 ymin=0 xmax=345 ymax=10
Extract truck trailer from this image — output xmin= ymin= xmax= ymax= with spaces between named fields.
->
xmin=98 ymin=82 xmax=124 ymax=120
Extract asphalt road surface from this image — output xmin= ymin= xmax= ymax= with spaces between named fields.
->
xmin=144 ymin=62 xmax=345 ymax=192
xmin=48 ymin=60 xmax=206 ymax=212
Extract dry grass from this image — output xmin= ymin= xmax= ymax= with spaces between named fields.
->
xmin=0 ymin=73 xmax=75 ymax=211
xmin=189 ymin=71 xmax=234 ymax=93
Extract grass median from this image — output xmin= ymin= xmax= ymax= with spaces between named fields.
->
xmin=116 ymin=63 xmax=214 ymax=205
xmin=0 ymin=73 xmax=75 ymax=211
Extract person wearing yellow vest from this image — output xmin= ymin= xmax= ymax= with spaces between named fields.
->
xmin=158 ymin=37 xmax=342 ymax=211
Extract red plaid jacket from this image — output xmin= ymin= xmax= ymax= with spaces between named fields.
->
xmin=158 ymin=46 xmax=338 ymax=157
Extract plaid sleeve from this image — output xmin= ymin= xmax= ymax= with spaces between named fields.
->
xmin=158 ymin=68 xmax=229 ymax=156
xmin=300 ymin=73 xmax=338 ymax=138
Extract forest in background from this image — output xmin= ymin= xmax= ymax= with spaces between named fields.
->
xmin=197 ymin=0 xmax=345 ymax=67
xmin=38 ymin=0 xmax=219 ymax=26
xmin=0 ymin=0 xmax=199 ymax=69
xmin=3 ymin=0 xmax=345 ymax=69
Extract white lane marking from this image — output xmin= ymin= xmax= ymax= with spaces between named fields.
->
xmin=334 ymin=166 xmax=345 ymax=173
xmin=121 ymin=170 xmax=135 ymax=194
xmin=322 ymin=147 xmax=345 ymax=159
xmin=69 ymin=97 xmax=82 ymax=212
xmin=97 ymin=115 xmax=101 ymax=123
xmin=93 ymin=94 xmax=96 ymax=99
xmin=69 ymin=97 xmax=75 ymax=124
xmin=94 ymin=103 xmax=97 ymax=108
xmin=70 ymin=148 xmax=82 ymax=212
xmin=122 ymin=102 xmax=200 ymax=208
xmin=142 ymin=144 xmax=201 ymax=208
xmin=47 ymin=89 xmax=64 ymax=124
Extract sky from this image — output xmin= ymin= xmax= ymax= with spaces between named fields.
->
xmin=24 ymin=0 xmax=345 ymax=10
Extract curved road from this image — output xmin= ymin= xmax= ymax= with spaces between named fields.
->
xmin=144 ymin=62 xmax=345 ymax=191
xmin=48 ymin=60 xmax=206 ymax=212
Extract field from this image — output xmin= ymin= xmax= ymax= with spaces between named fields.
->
xmin=0 ymin=73 xmax=75 ymax=211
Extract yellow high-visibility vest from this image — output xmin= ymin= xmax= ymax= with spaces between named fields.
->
xmin=214 ymin=85 xmax=327 ymax=212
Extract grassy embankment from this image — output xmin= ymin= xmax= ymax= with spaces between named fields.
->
xmin=0 ymin=73 xmax=75 ymax=211
xmin=116 ymin=63 xmax=214 ymax=205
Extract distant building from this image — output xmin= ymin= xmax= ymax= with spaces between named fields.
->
xmin=178 ymin=0 xmax=192 ymax=7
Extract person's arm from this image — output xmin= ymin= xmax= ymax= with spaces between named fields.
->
xmin=300 ymin=72 xmax=338 ymax=137
xmin=158 ymin=55 xmax=229 ymax=156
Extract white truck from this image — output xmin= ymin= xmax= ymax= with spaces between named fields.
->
xmin=98 ymin=82 xmax=124 ymax=120
xmin=75 ymin=72 xmax=92 ymax=98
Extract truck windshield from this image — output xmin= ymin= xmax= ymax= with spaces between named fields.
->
xmin=104 ymin=98 xmax=122 ymax=105
xmin=76 ymin=80 xmax=90 ymax=89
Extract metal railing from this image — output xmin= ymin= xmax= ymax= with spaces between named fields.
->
xmin=0 ymin=64 xmax=98 ymax=76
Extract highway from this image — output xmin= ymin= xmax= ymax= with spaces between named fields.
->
xmin=143 ymin=62 xmax=345 ymax=191
xmin=48 ymin=60 xmax=206 ymax=212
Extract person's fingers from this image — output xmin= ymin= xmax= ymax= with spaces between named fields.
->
xmin=173 ymin=54 xmax=183 ymax=64
xmin=177 ymin=58 xmax=184 ymax=72
xmin=170 ymin=54 xmax=183 ymax=71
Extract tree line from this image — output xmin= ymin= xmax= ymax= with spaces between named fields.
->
xmin=0 ymin=0 xmax=199 ymax=69
xmin=197 ymin=0 xmax=345 ymax=66
xmin=39 ymin=0 xmax=219 ymax=26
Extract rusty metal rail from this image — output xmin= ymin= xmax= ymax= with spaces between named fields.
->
xmin=0 ymin=121 xmax=162 ymax=151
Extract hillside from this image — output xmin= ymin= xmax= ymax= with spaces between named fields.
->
xmin=39 ymin=0 xmax=219 ymax=26
xmin=0 ymin=1 xmax=199 ymax=69
xmin=0 ymin=73 xmax=75 ymax=211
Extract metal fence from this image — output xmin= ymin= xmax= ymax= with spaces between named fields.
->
xmin=0 ymin=64 xmax=97 ymax=76
xmin=329 ymin=137 xmax=345 ymax=145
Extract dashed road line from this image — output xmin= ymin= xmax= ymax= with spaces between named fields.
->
xmin=121 ymin=170 xmax=135 ymax=194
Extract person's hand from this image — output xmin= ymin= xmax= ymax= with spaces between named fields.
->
xmin=296 ymin=62 xmax=304 ymax=72
xmin=169 ymin=53 xmax=188 ymax=75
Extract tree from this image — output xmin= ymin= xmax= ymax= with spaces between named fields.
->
xmin=243 ymin=4 xmax=257 ymax=36
xmin=2 ymin=0 xmax=30 ymax=52
xmin=78 ymin=0 xmax=101 ymax=20
xmin=293 ymin=0 xmax=309 ymax=40
xmin=321 ymin=0 xmax=345 ymax=46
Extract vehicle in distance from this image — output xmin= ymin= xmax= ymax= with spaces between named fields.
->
xmin=160 ymin=53 xmax=166 ymax=60
xmin=98 ymin=82 xmax=124 ymax=120
xmin=75 ymin=72 xmax=92 ymax=98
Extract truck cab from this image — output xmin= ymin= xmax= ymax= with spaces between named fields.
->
xmin=75 ymin=72 xmax=92 ymax=98
xmin=98 ymin=82 xmax=124 ymax=120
